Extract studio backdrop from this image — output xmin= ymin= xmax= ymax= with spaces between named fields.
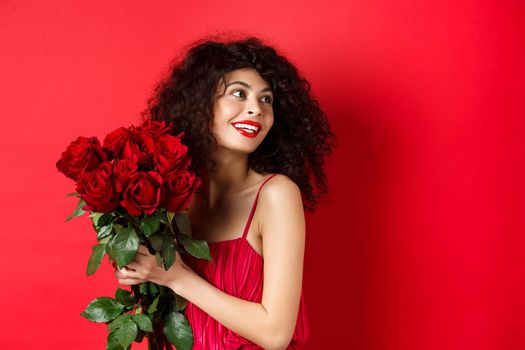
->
xmin=0 ymin=1 xmax=523 ymax=349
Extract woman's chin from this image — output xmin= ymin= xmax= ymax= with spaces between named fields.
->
xmin=212 ymin=145 xmax=256 ymax=157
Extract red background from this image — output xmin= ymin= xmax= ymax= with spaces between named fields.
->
xmin=1 ymin=1 xmax=523 ymax=349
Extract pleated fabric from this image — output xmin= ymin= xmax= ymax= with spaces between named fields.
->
xmin=182 ymin=173 xmax=309 ymax=349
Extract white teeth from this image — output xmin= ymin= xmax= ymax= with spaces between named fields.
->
xmin=233 ymin=123 xmax=259 ymax=132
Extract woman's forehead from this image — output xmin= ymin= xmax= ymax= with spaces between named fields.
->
xmin=223 ymin=68 xmax=270 ymax=88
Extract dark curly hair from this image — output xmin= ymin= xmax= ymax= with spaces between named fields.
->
xmin=142 ymin=34 xmax=336 ymax=212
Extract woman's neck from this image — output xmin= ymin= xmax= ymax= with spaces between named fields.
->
xmin=204 ymin=149 xmax=253 ymax=208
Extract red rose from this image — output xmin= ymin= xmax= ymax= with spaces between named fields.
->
xmin=112 ymin=159 xmax=138 ymax=193
xmin=76 ymin=162 xmax=119 ymax=213
xmin=120 ymin=127 xmax=155 ymax=165
xmin=139 ymin=118 xmax=173 ymax=138
xmin=164 ymin=171 xmax=200 ymax=213
xmin=56 ymin=136 xmax=107 ymax=181
xmin=121 ymin=171 xmax=164 ymax=216
xmin=154 ymin=134 xmax=190 ymax=176
xmin=102 ymin=127 xmax=129 ymax=159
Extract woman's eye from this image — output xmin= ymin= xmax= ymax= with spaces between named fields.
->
xmin=232 ymin=90 xmax=245 ymax=98
xmin=231 ymin=90 xmax=272 ymax=104
xmin=262 ymin=95 xmax=273 ymax=104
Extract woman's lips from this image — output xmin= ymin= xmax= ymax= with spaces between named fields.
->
xmin=233 ymin=125 xmax=260 ymax=138
xmin=231 ymin=120 xmax=261 ymax=138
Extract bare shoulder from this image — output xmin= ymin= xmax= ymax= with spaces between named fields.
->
xmin=256 ymin=174 xmax=304 ymax=238
xmin=259 ymin=173 xmax=302 ymax=203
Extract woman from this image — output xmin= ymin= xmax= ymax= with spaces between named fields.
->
xmin=114 ymin=35 xmax=335 ymax=349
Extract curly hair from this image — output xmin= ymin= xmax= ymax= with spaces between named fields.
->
xmin=142 ymin=34 xmax=336 ymax=212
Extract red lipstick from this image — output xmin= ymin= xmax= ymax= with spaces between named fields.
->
xmin=231 ymin=120 xmax=261 ymax=138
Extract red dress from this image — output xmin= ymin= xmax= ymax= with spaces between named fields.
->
xmin=182 ymin=173 xmax=309 ymax=349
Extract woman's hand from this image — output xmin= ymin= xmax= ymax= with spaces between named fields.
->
xmin=114 ymin=245 xmax=190 ymax=291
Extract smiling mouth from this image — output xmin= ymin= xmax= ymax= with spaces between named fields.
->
xmin=231 ymin=122 xmax=261 ymax=138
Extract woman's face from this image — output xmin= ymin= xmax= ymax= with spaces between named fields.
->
xmin=211 ymin=68 xmax=274 ymax=155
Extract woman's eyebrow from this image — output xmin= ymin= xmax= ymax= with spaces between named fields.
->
xmin=226 ymin=81 xmax=273 ymax=93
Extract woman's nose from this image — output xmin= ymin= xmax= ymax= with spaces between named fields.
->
xmin=247 ymin=102 xmax=262 ymax=116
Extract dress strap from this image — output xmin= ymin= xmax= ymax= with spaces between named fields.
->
xmin=241 ymin=173 xmax=279 ymax=240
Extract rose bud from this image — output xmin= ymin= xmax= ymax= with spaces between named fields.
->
xmin=164 ymin=171 xmax=200 ymax=213
xmin=56 ymin=136 xmax=107 ymax=181
xmin=75 ymin=162 xmax=119 ymax=213
xmin=120 ymin=171 xmax=164 ymax=216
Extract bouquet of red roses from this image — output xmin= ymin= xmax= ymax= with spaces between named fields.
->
xmin=56 ymin=118 xmax=210 ymax=350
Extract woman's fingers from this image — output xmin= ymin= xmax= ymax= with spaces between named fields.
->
xmin=111 ymin=245 xmax=185 ymax=287
xmin=114 ymin=267 xmax=146 ymax=285
xmin=117 ymin=277 xmax=145 ymax=286
xmin=116 ymin=266 xmax=140 ymax=278
xmin=125 ymin=261 xmax=144 ymax=274
xmin=111 ymin=246 xmax=155 ymax=285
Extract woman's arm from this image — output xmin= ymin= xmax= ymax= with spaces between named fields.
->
xmin=117 ymin=175 xmax=305 ymax=350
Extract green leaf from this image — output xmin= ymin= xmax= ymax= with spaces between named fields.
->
xmin=66 ymin=198 xmax=87 ymax=221
xmin=90 ymin=212 xmax=103 ymax=225
xmin=86 ymin=243 xmax=106 ymax=276
xmin=106 ymin=234 xmax=117 ymax=262
xmin=139 ymin=283 xmax=149 ymax=295
xmin=113 ymin=228 xmax=139 ymax=268
xmin=149 ymin=233 xmax=163 ymax=252
xmin=100 ymin=235 xmax=111 ymax=245
xmin=113 ymin=223 xmax=125 ymax=234
xmin=117 ymin=319 xmax=138 ymax=349
xmin=107 ymin=314 xmax=131 ymax=331
xmin=163 ymin=311 xmax=193 ymax=350
xmin=106 ymin=330 xmax=125 ymax=350
xmin=155 ymin=207 xmax=166 ymax=223
xmin=91 ymin=212 xmax=113 ymax=228
xmin=147 ymin=295 xmax=160 ymax=314
xmin=175 ymin=294 xmax=188 ymax=312
xmin=161 ymin=235 xmax=176 ymax=270
xmin=132 ymin=314 xmax=153 ymax=332
xmin=173 ymin=213 xmax=192 ymax=236
xmin=97 ymin=224 xmax=113 ymax=240
xmin=81 ymin=297 xmax=124 ymax=323
xmin=148 ymin=282 xmax=159 ymax=295
xmin=155 ymin=252 xmax=162 ymax=267
xmin=115 ymin=288 xmax=135 ymax=306
xmin=140 ymin=212 xmax=161 ymax=237
xmin=178 ymin=234 xmax=212 ymax=261
xmin=66 ymin=191 xmax=79 ymax=197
